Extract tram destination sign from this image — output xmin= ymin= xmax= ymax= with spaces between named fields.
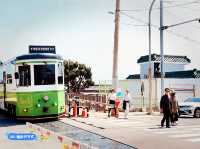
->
xmin=29 ymin=45 xmax=56 ymax=54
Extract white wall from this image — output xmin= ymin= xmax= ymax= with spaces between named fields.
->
xmin=119 ymin=78 xmax=200 ymax=110
xmin=119 ymin=79 xmax=158 ymax=109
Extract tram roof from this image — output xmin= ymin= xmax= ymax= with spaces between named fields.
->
xmin=16 ymin=53 xmax=63 ymax=61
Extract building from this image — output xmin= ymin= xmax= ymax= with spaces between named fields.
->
xmin=118 ymin=54 xmax=200 ymax=111
xmin=134 ymin=54 xmax=191 ymax=78
xmin=127 ymin=54 xmax=200 ymax=79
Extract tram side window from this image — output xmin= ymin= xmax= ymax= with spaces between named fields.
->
xmin=18 ymin=65 xmax=31 ymax=86
xmin=6 ymin=74 xmax=12 ymax=84
xmin=58 ymin=63 xmax=63 ymax=84
xmin=34 ymin=64 xmax=55 ymax=85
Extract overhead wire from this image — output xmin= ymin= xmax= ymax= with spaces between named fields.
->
xmin=120 ymin=0 xmax=200 ymax=12
xmin=120 ymin=11 xmax=148 ymax=25
xmin=120 ymin=12 xmax=200 ymax=45
xmin=121 ymin=23 xmax=147 ymax=27
xmin=164 ymin=9 xmax=200 ymax=31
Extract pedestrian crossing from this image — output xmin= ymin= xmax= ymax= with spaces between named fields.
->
xmin=146 ymin=123 xmax=200 ymax=143
xmin=71 ymin=113 xmax=200 ymax=143
xmin=73 ymin=114 xmax=161 ymax=129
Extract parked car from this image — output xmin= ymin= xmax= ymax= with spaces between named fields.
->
xmin=179 ymin=98 xmax=200 ymax=118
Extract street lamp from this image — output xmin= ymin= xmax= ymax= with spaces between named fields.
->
xmin=148 ymin=0 xmax=156 ymax=114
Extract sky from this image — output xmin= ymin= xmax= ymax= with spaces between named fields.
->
xmin=0 ymin=0 xmax=200 ymax=83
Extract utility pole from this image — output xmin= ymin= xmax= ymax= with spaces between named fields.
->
xmin=112 ymin=0 xmax=120 ymax=90
xmin=160 ymin=0 xmax=165 ymax=95
xmin=148 ymin=0 xmax=156 ymax=114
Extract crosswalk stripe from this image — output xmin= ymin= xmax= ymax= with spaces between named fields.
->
xmin=170 ymin=134 xmax=200 ymax=138
xmin=172 ymin=125 xmax=200 ymax=128
xmin=154 ymin=131 xmax=191 ymax=134
xmin=187 ymin=138 xmax=200 ymax=142
xmin=80 ymin=121 xmax=158 ymax=129
xmin=189 ymin=128 xmax=200 ymax=131
xmin=82 ymin=119 xmax=152 ymax=125
xmin=70 ymin=116 xmax=200 ymax=144
xmin=74 ymin=114 xmax=200 ymax=134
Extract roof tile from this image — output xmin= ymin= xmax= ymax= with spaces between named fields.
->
xmin=137 ymin=54 xmax=191 ymax=64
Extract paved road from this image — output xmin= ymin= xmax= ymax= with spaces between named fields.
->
xmin=60 ymin=112 xmax=200 ymax=149
xmin=1 ymin=111 xmax=200 ymax=149
xmin=0 ymin=113 xmax=61 ymax=149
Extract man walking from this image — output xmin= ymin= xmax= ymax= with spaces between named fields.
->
xmin=160 ymin=88 xmax=171 ymax=128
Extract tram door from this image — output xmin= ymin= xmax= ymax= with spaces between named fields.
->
xmin=2 ymin=71 xmax=6 ymax=109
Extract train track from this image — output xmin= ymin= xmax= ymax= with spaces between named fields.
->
xmin=36 ymin=120 xmax=137 ymax=149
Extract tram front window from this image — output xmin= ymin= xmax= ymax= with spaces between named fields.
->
xmin=34 ymin=64 xmax=55 ymax=85
xmin=18 ymin=65 xmax=31 ymax=86
xmin=58 ymin=62 xmax=63 ymax=84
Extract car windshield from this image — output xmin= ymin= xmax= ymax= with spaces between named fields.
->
xmin=184 ymin=98 xmax=200 ymax=102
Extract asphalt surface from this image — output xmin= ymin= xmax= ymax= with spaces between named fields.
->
xmin=1 ymin=111 xmax=200 ymax=149
xmin=0 ymin=112 xmax=62 ymax=149
xmin=60 ymin=112 xmax=200 ymax=149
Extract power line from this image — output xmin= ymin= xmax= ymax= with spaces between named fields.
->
xmin=120 ymin=0 xmax=200 ymax=12
xmin=120 ymin=12 xmax=148 ymax=25
xmin=121 ymin=23 xmax=147 ymax=27
xmin=164 ymin=9 xmax=200 ymax=31
xmin=166 ymin=30 xmax=200 ymax=45
xmin=120 ymin=12 xmax=200 ymax=45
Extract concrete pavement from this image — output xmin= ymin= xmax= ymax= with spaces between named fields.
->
xmin=60 ymin=112 xmax=200 ymax=149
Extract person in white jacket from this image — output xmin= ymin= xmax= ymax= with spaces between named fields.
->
xmin=123 ymin=90 xmax=131 ymax=119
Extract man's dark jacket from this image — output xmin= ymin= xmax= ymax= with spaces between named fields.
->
xmin=160 ymin=94 xmax=170 ymax=112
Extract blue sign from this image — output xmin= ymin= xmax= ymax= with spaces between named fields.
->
xmin=7 ymin=133 xmax=37 ymax=141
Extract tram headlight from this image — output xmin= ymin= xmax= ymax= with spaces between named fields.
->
xmin=53 ymin=102 xmax=57 ymax=106
xmin=36 ymin=103 xmax=41 ymax=108
xmin=43 ymin=96 xmax=49 ymax=102
xmin=23 ymin=108 xmax=28 ymax=112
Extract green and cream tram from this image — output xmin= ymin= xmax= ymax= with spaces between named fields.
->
xmin=0 ymin=46 xmax=65 ymax=120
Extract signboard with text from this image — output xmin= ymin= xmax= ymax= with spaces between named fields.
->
xmin=29 ymin=45 xmax=56 ymax=54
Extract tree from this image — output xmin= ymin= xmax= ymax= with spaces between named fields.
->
xmin=64 ymin=60 xmax=94 ymax=93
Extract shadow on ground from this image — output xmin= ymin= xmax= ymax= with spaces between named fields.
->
xmin=0 ymin=110 xmax=25 ymax=127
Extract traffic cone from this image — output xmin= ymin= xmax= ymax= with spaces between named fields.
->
xmin=72 ymin=107 xmax=77 ymax=117
xmin=82 ymin=108 xmax=88 ymax=118
xmin=81 ymin=108 xmax=86 ymax=118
